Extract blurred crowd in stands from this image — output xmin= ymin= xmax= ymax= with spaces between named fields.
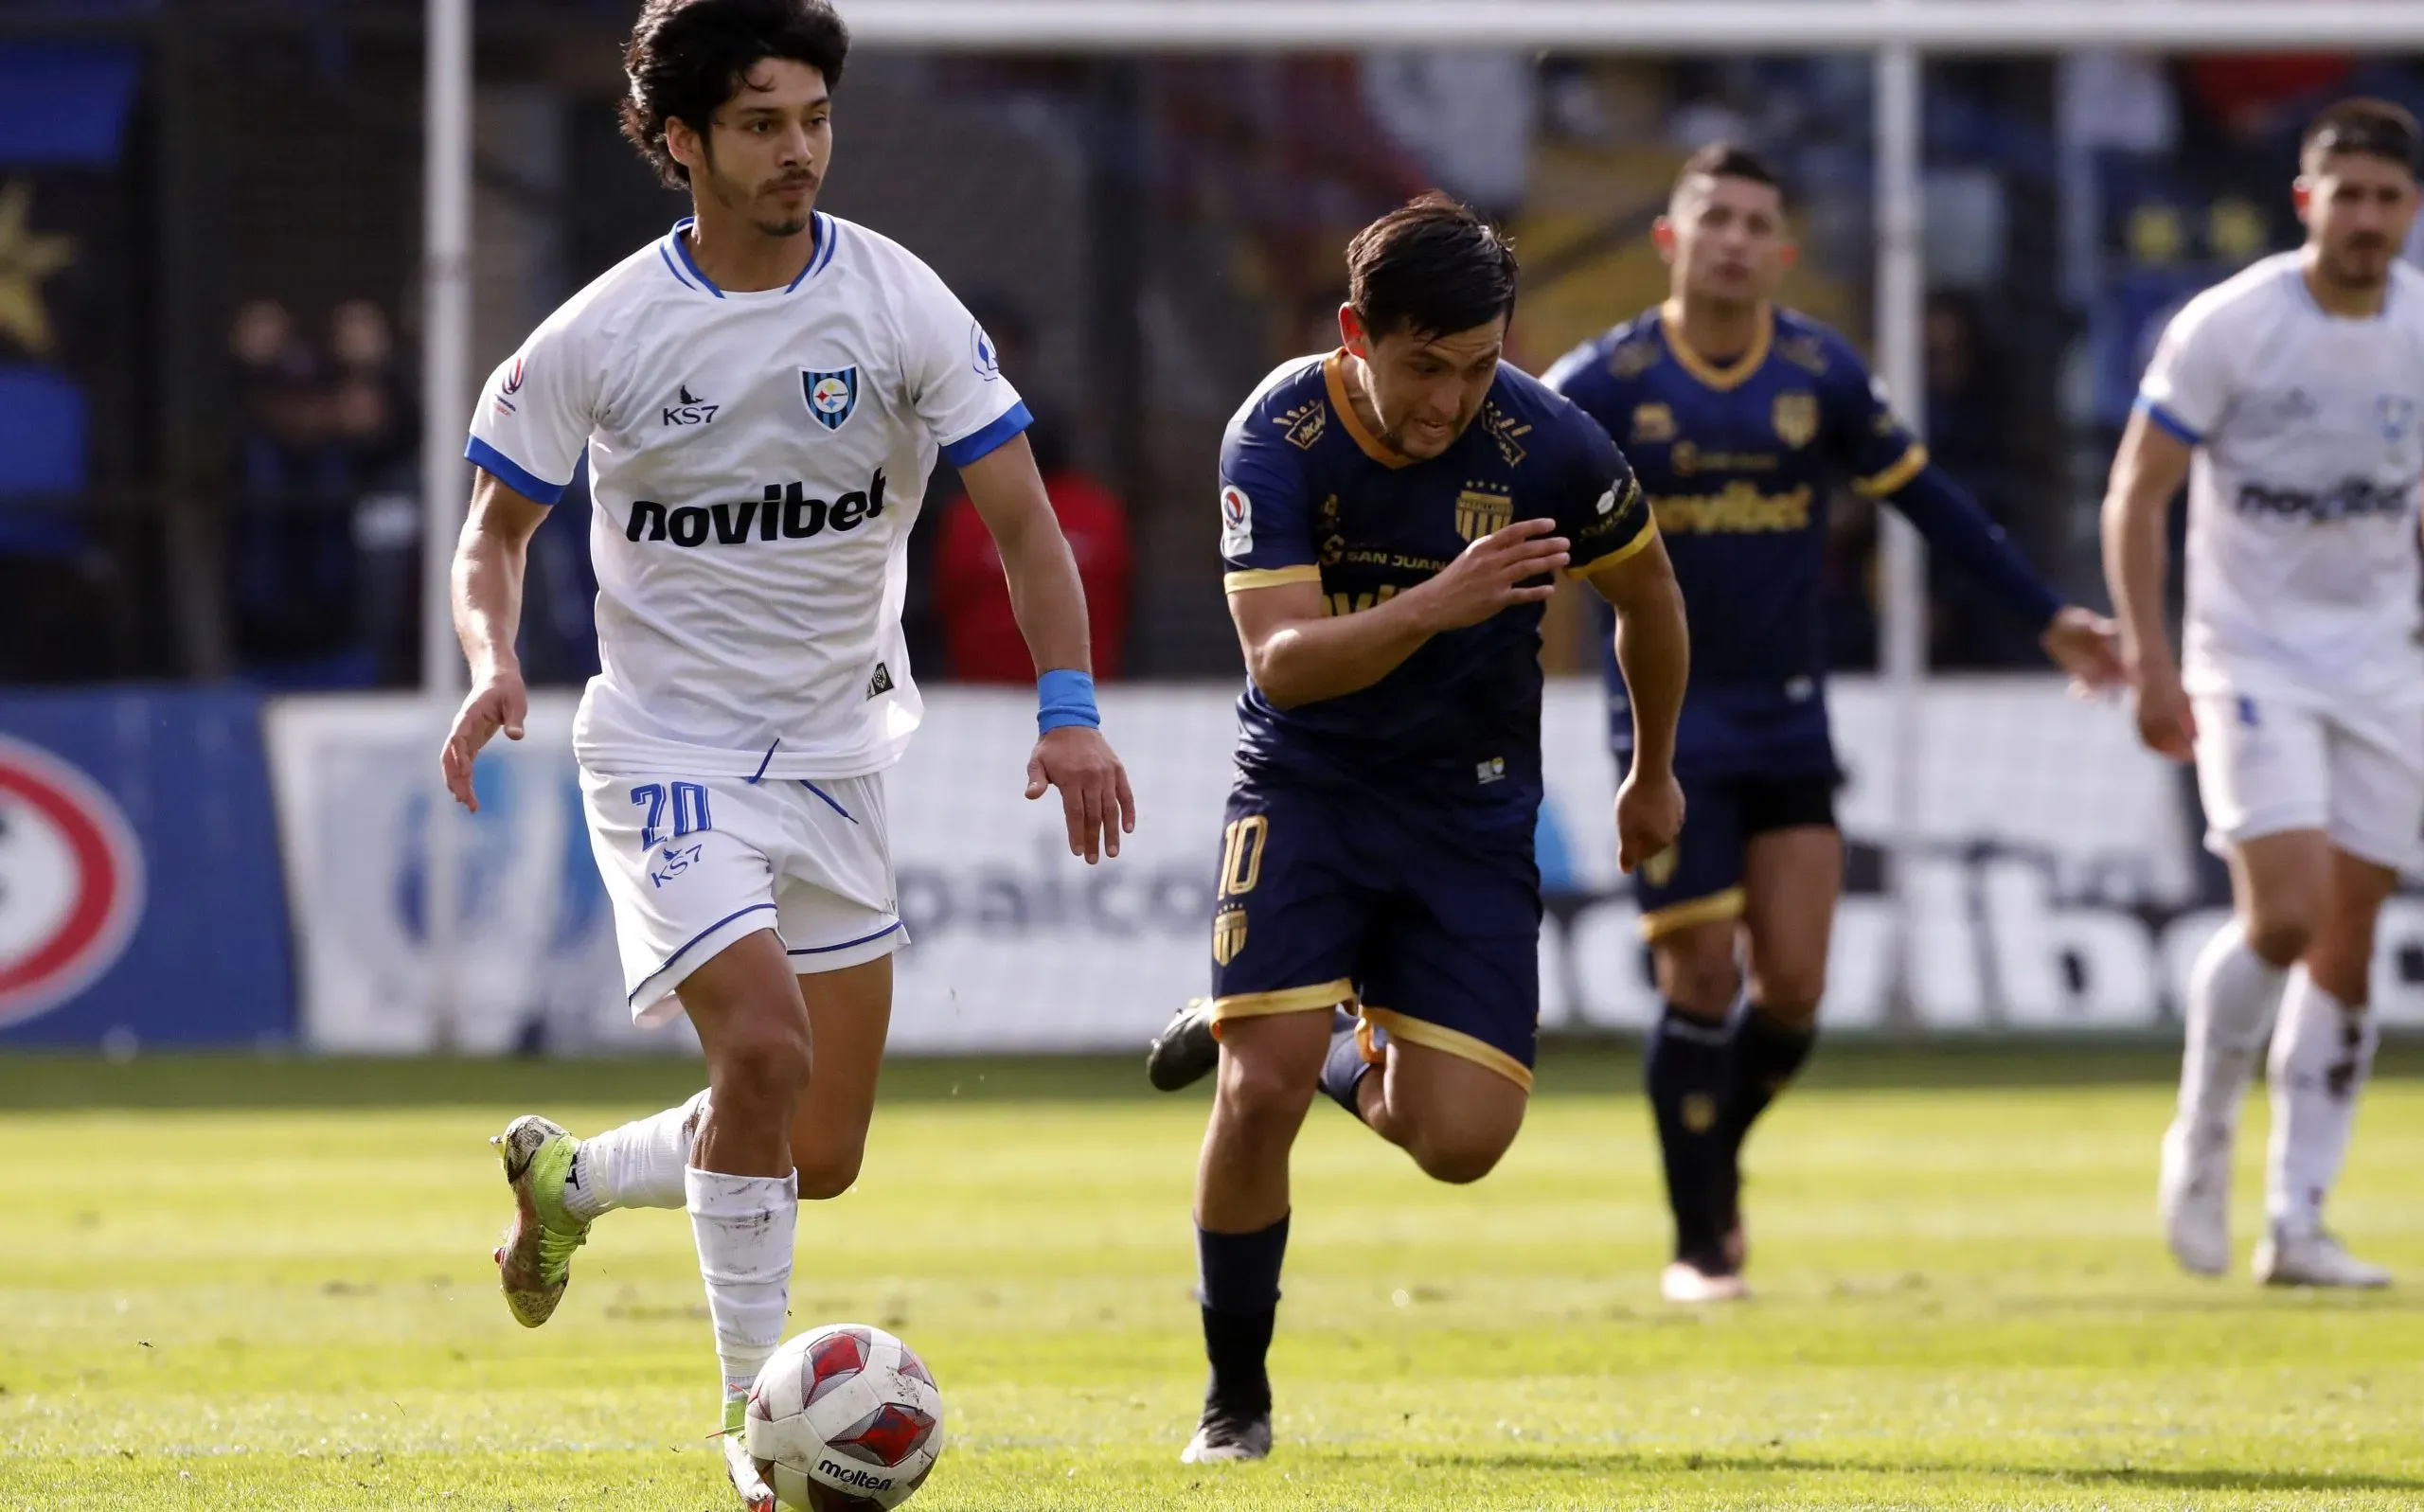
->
xmin=7 ymin=30 xmax=2422 ymax=687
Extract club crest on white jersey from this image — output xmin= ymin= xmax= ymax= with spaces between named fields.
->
xmin=801 ymin=366 xmax=859 ymax=431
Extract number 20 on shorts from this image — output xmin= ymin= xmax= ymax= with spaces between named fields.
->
xmin=1218 ymin=814 xmax=1269 ymax=899
xmin=633 ymin=781 xmax=713 ymax=849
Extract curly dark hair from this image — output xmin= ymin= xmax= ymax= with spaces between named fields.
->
xmin=618 ymin=0 xmax=850 ymax=188
xmin=1345 ymin=193 xmax=1520 ymax=342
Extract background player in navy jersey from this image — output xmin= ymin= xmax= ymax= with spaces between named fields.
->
xmin=1144 ymin=196 xmax=1691 ymax=1462
xmin=1546 ymin=145 xmax=2126 ymax=1303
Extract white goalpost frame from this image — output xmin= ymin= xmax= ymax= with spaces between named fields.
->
xmin=419 ymin=0 xmax=2421 ymax=1029
xmin=422 ymin=0 xmax=472 ymax=1049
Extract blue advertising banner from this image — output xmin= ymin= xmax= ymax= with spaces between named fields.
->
xmin=0 ymin=687 xmax=292 ymax=1047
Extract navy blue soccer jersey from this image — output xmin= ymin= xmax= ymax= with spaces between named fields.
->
xmin=1219 ymin=350 xmax=1653 ymax=812
xmin=1545 ymin=305 xmax=1922 ymax=775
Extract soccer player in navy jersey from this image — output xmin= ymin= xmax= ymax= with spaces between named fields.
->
xmin=1546 ymin=144 xmax=2127 ymax=1302
xmin=1143 ymin=195 xmax=1691 ymax=1461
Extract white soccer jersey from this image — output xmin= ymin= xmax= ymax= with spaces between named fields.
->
xmin=2136 ymin=252 xmax=2424 ymax=706
xmin=465 ymin=213 xmax=1029 ymax=779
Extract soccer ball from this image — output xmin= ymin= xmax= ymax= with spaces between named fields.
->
xmin=744 ymin=1323 xmax=946 ymax=1510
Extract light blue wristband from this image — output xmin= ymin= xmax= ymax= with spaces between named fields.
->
xmin=1037 ymin=668 xmax=1100 ymax=735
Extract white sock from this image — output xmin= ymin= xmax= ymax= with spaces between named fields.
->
xmin=565 ymin=1090 xmax=709 ymax=1219
xmin=2265 ymin=969 xmax=2378 ymax=1237
xmin=2179 ymin=920 xmax=2288 ymax=1132
xmin=686 ymin=1165 xmax=798 ymax=1400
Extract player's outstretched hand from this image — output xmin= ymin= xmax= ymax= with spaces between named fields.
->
xmin=2130 ymin=668 xmax=2200 ymax=765
xmin=1025 ymin=725 xmax=1137 ymax=864
xmin=1417 ymin=517 xmax=1570 ymax=631
xmin=440 ymin=670 xmax=528 ymax=813
xmin=2041 ymin=606 xmax=2128 ymax=697
xmin=1613 ymin=766 xmax=1684 ymax=876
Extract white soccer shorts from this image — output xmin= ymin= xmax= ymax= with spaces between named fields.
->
xmin=2191 ymin=692 xmax=2424 ymax=874
xmin=580 ymin=767 xmax=907 ymax=1024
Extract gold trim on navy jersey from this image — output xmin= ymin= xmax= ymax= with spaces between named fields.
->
xmin=1567 ymin=512 xmax=1660 ymax=580
xmin=1658 ymin=301 xmax=1773 ymax=393
xmin=1223 ymin=565 xmax=1324 ymax=594
xmin=1853 ymin=442 xmax=1929 ymax=497
xmin=1325 ymin=350 xmax=1415 ymax=470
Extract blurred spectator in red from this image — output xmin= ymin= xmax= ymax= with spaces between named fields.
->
xmin=933 ymin=302 xmax=1132 ymax=681
xmin=2186 ymin=56 xmax=2353 ymax=139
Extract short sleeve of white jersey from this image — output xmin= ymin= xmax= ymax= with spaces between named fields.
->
xmin=885 ymin=251 xmax=1030 ymax=470
xmin=464 ymin=312 xmax=598 ymax=505
xmin=2135 ymin=290 xmax=2239 ymax=445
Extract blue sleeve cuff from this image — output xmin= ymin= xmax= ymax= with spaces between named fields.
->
xmin=465 ymin=436 xmax=568 ymax=506
xmin=1037 ymin=667 xmax=1099 ymax=735
xmin=940 ymin=401 xmax=1035 ymax=469
xmin=2133 ymin=395 xmax=2201 ymax=446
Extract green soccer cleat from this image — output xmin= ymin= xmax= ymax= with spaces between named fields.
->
xmin=490 ymin=1114 xmax=591 ymax=1327
xmin=720 ymin=1394 xmax=777 ymax=1512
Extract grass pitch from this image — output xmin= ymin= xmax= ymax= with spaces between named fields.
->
xmin=3 ymin=1043 xmax=2421 ymax=1510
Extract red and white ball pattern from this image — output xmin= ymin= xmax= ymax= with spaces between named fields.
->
xmin=745 ymin=1324 xmax=945 ymax=1510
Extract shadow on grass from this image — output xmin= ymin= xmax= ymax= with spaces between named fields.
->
xmin=2 ymin=1038 xmax=2418 ymax=1112
xmin=1402 ymin=1448 xmax=2424 ymax=1497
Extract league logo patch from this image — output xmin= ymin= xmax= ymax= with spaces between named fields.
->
xmin=1220 ymin=485 xmax=1253 ymax=557
xmin=802 ymin=366 xmax=860 ymax=432
xmin=1454 ymin=484 xmax=1513 ymax=543
xmin=971 ymin=323 xmax=1001 ymax=381
xmin=1772 ymin=391 xmax=1819 ymax=450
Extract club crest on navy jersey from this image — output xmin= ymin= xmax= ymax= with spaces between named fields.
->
xmin=802 ymin=366 xmax=860 ymax=432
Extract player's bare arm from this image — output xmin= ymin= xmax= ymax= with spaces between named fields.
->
xmin=440 ymin=467 xmax=550 ymax=813
xmin=1227 ymin=517 xmax=1570 ymax=709
xmin=2098 ymin=407 xmax=2198 ymax=761
xmin=956 ymin=433 xmax=1137 ymax=863
xmin=1583 ymin=532 xmax=1689 ymax=872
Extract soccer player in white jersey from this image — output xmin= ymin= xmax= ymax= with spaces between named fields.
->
xmin=2105 ymin=98 xmax=2424 ymax=1290
xmin=439 ymin=3 xmax=1135 ymax=1503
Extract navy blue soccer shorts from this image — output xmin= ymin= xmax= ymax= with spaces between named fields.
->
xmin=1204 ymin=774 xmax=1542 ymax=1091
xmin=1632 ymin=765 xmax=1839 ymax=941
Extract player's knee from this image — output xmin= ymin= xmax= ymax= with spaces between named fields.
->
xmin=1746 ymin=972 xmax=1824 ymax=1024
xmin=793 ymin=1141 xmax=864 ymax=1201
xmin=2243 ymin=911 xmax=2316 ymax=967
xmin=1214 ymin=1049 xmax=1317 ymax=1137
xmin=706 ymin=1021 xmax=814 ymax=1120
xmin=1408 ymin=1130 xmax=1511 ymax=1185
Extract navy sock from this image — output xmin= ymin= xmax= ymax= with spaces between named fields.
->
xmin=1195 ymin=1215 xmax=1288 ymax=1415
xmin=1645 ymin=1002 xmax=1732 ymax=1268
xmin=1317 ymin=1008 xmax=1373 ymax=1121
xmin=1724 ymin=1005 xmax=1816 ymax=1150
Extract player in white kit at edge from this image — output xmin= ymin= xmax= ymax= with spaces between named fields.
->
xmin=2105 ymin=98 xmax=2423 ymax=1290
xmin=437 ymin=2 xmax=1136 ymax=1504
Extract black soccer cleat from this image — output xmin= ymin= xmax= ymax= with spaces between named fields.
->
xmin=1179 ymin=1402 xmax=1273 ymax=1464
xmin=1147 ymin=998 xmax=1220 ymax=1092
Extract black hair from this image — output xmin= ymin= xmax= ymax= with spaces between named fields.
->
xmin=1672 ymin=141 xmax=1786 ymax=204
xmin=619 ymin=0 xmax=850 ymax=187
xmin=2301 ymin=98 xmax=2421 ymax=177
xmin=1345 ymin=193 xmax=1519 ymax=342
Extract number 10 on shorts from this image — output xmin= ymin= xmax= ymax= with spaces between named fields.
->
xmin=1219 ymin=814 xmax=1268 ymax=898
